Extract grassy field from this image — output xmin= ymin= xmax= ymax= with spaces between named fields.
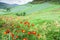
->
xmin=0 ymin=3 xmax=60 ymax=40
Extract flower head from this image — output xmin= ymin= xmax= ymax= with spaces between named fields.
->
xmin=32 ymin=31 xmax=36 ymax=35
xmin=4 ymin=32 xmax=7 ymax=35
xmin=24 ymin=21 xmax=30 ymax=25
xmin=28 ymin=32 xmax=31 ymax=35
xmin=22 ymin=30 xmax=26 ymax=33
xmin=16 ymin=36 xmax=19 ymax=39
xmin=11 ymin=33 xmax=14 ymax=38
xmin=4 ymin=29 xmax=10 ymax=34
xmin=23 ymin=38 xmax=28 ymax=40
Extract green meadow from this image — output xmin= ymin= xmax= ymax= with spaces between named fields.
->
xmin=0 ymin=2 xmax=60 ymax=40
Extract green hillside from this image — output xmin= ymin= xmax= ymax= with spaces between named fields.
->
xmin=10 ymin=3 xmax=52 ymax=14
xmin=0 ymin=2 xmax=60 ymax=40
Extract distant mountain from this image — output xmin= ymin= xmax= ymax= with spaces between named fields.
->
xmin=0 ymin=2 xmax=19 ymax=9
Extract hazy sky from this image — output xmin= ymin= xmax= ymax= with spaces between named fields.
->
xmin=0 ymin=0 xmax=33 ymax=5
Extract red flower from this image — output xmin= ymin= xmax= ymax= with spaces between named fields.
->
xmin=11 ymin=33 xmax=14 ymax=38
xmin=4 ymin=32 xmax=7 ymax=34
xmin=16 ymin=36 xmax=19 ymax=39
xmin=23 ymin=38 xmax=28 ymax=40
xmin=24 ymin=21 xmax=30 ymax=25
xmin=22 ymin=30 xmax=25 ymax=33
xmin=32 ymin=31 xmax=36 ymax=35
xmin=4 ymin=29 xmax=10 ymax=34
xmin=28 ymin=32 xmax=31 ymax=35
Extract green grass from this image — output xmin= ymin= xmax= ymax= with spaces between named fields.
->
xmin=0 ymin=2 xmax=60 ymax=40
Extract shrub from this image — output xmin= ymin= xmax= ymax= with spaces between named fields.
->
xmin=23 ymin=12 xmax=26 ymax=16
xmin=16 ymin=13 xmax=22 ymax=16
xmin=16 ymin=12 xmax=26 ymax=16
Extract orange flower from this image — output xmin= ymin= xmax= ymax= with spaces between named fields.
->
xmin=4 ymin=32 xmax=7 ymax=34
xmin=11 ymin=33 xmax=14 ymax=38
xmin=23 ymin=38 xmax=28 ymax=40
xmin=32 ymin=31 xmax=36 ymax=35
xmin=28 ymin=32 xmax=31 ymax=35
xmin=6 ymin=29 xmax=10 ymax=33
xmin=4 ymin=29 xmax=10 ymax=35
xmin=22 ymin=30 xmax=25 ymax=33
xmin=24 ymin=21 xmax=30 ymax=25
xmin=16 ymin=36 xmax=19 ymax=39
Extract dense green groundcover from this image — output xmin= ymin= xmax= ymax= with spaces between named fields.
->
xmin=0 ymin=2 xmax=60 ymax=40
xmin=0 ymin=15 xmax=60 ymax=40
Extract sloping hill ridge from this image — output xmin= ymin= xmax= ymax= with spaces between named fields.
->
xmin=0 ymin=2 xmax=18 ymax=9
xmin=10 ymin=2 xmax=52 ymax=14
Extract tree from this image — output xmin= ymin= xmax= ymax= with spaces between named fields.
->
xmin=31 ymin=0 xmax=60 ymax=4
xmin=6 ymin=7 xmax=10 ymax=12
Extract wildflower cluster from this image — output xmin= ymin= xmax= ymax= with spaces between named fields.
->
xmin=3 ymin=21 xmax=40 ymax=40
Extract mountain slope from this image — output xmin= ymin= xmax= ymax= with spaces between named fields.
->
xmin=0 ymin=2 xmax=19 ymax=9
xmin=10 ymin=2 xmax=52 ymax=14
